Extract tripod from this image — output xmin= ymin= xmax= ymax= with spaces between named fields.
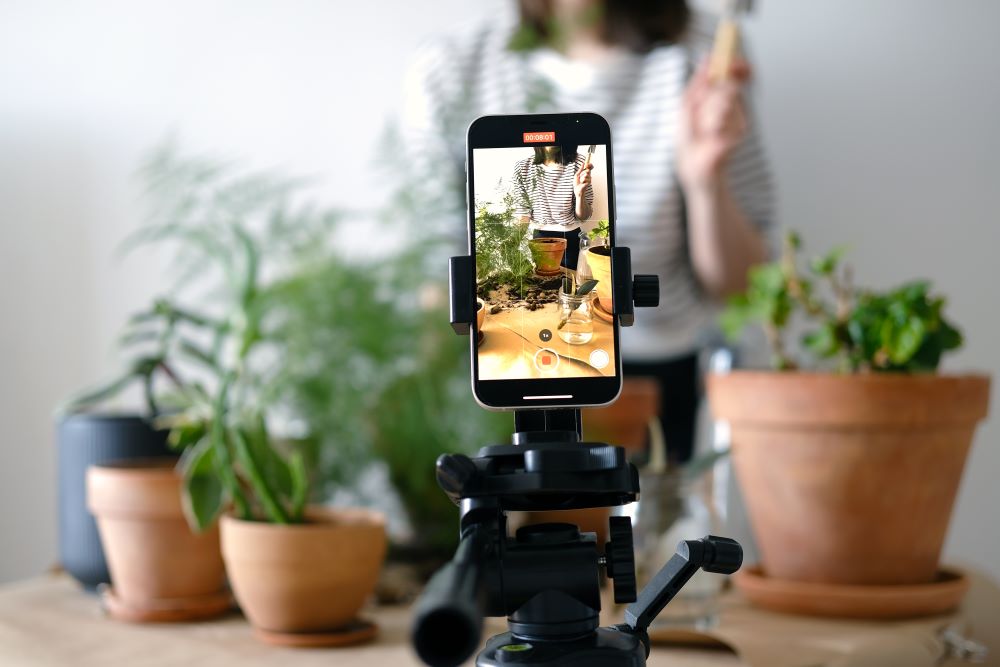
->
xmin=411 ymin=249 xmax=743 ymax=667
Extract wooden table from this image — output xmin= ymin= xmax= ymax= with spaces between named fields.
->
xmin=0 ymin=576 xmax=737 ymax=667
xmin=1 ymin=573 xmax=997 ymax=666
xmin=479 ymin=301 xmax=615 ymax=380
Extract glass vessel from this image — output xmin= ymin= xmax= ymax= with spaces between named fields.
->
xmin=556 ymin=290 xmax=595 ymax=344
xmin=633 ymin=470 xmax=724 ymax=630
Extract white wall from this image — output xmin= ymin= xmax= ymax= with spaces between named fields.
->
xmin=1 ymin=0 xmax=998 ymax=583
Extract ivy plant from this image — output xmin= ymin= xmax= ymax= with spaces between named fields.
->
xmin=721 ymin=231 xmax=963 ymax=372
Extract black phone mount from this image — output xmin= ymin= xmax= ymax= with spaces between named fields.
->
xmin=413 ymin=248 xmax=741 ymax=667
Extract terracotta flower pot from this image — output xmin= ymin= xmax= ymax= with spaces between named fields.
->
xmin=86 ymin=461 xmax=226 ymax=610
xmin=585 ymin=245 xmax=613 ymax=310
xmin=58 ymin=414 xmax=173 ymax=590
xmin=476 ymin=298 xmax=486 ymax=332
xmin=528 ymin=237 xmax=567 ymax=277
xmin=707 ymin=372 xmax=990 ymax=586
xmin=221 ymin=507 xmax=387 ymax=635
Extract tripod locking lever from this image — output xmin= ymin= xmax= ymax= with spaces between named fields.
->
xmin=623 ymin=535 xmax=742 ymax=635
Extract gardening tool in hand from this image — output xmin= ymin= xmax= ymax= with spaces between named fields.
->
xmin=709 ymin=0 xmax=753 ymax=83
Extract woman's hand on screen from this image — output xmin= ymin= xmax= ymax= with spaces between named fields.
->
xmin=574 ymin=162 xmax=593 ymax=196
xmin=676 ymin=58 xmax=751 ymax=191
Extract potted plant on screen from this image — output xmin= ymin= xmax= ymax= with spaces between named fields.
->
xmin=709 ymin=231 xmax=990 ymax=616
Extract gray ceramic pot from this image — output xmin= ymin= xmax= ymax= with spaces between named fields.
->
xmin=57 ymin=414 xmax=173 ymax=590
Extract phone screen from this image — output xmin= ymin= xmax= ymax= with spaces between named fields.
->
xmin=471 ymin=140 xmax=618 ymax=387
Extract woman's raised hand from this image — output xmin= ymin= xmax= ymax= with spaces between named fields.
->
xmin=574 ymin=162 xmax=594 ymax=196
xmin=676 ymin=57 xmax=751 ymax=191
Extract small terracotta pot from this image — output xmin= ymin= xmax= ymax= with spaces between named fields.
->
xmin=708 ymin=372 xmax=990 ymax=586
xmin=87 ymin=461 xmax=226 ymax=608
xmin=221 ymin=507 xmax=387 ymax=634
xmin=528 ymin=237 xmax=567 ymax=276
xmin=585 ymin=246 xmax=613 ymax=310
xmin=476 ymin=298 xmax=486 ymax=332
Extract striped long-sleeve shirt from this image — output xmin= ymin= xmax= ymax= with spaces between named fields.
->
xmin=512 ymin=154 xmax=594 ymax=231
xmin=402 ymin=11 xmax=775 ymax=361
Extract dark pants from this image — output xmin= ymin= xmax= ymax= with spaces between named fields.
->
xmin=533 ymin=227 xmax=581 ymax=272
xmin=623 ymin=354 xmax=700 ymax=464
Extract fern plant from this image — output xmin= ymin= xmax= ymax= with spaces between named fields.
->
xmin=474 ymin=192 xmax=533 ymax=295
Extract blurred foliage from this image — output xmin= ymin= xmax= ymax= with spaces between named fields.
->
xmin=64 ymin=141 xmax=512 ymax=543
xmin=721 ymin=231 xmax=963 ymax=372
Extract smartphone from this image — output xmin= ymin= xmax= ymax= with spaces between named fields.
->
xmin=467 ymin=113 xmax=622 ymax=410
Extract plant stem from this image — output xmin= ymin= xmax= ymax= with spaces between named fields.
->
xmin=232 ymin=429 xmax=289 ymax=524
xmin=211 ymin=373 xmax=251 ymax=519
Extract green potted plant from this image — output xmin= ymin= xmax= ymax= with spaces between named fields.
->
xmin=709 ymin=232 xmax=990 ymax=595
xmin=126 ymin=147 xmax=390 ymax=643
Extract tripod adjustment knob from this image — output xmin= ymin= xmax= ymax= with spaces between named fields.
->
xmin=436 ymin=454 xmax=478 ymax=504
xmin=604 ymin=516 xmax=637 ymax=603
xmin=632 ymin=275 xmax=659 ymax=308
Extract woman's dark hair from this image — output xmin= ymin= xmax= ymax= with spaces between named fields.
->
xmin=514 ymin=0 xmax=690 ymax=53
xmin=532 ymin=145 xmax=579 ymax=166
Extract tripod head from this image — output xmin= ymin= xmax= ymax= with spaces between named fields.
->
xmin=412 ymin=249 xmax=743 ymax=667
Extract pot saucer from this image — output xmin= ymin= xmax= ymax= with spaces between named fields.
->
xmin=734 ymin=565 xmax=969 ymax=620
xmin=254 ymin=618 xmax=378 ymax=648
xmin=593 ymin=297 xmax=614 ymax=323
xmin=99 ymin=584 xmax=232 ymax=623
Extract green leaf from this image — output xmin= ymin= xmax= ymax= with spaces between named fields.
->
xmin=177 ymin=339 xmax=219 ymax=372
xmin=232 ymin=428 xmax=290 ymax=524
xmin=245 ymin=415 xmax=293 ymax=500
xmin=288 ymin=450 xmax=308 ymax=522
xmin=576 ymin=279 xmax=598 ymax=296
xmin=749 ymin=263 xmax=786 ymax=297
xmin=57 ymin=372 xmax=135 ymax=415
xmin=181 ymin=438 xmax=224 ymax=532
xmin=718 ymin=298 xmax=752 ymax=341
xmin=803 ymin=323 xmax=839 ymax=358
xmin=167 ymin=419 xmax=207 ymax=452
xmin=809 ymin=246 xmax=846 ymax=276
xmin=883 ymin=315 xmax=926 ymax=365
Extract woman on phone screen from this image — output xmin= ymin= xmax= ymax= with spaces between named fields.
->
xmin=402 ymin=0 xmax=774 ymax=463
xmin=513 ymin=145 xmax=593 ymax=270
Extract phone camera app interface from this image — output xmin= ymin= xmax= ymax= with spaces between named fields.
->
xmin=473 ymin=142 xmax=616 ymax=381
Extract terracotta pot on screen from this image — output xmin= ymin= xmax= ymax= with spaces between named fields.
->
xmin=528 ymin=237 xmax=567 ymax=277
xmin=707 ymin=372 xmax=990 ymax=586
xmin=585 ymin=245 xmax=613 ymax=311
xmin=221 ymin=507 xmax=387 ymax=639
xmin=86 ymin=460 xmax=227 ymax=618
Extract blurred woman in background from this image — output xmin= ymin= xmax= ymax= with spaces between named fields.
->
xmin=404 ymin=0 xmax=774 ymax=463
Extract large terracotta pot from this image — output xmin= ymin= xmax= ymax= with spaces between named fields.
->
xmin=86 ymin=461 xmax=226 ymax=609
xmin=221 ymin=507 xmax=387 ymax=635
xmin=585 ymin=245 xmax=613 ymax=310
xmin=707 ymin=372 xmax=990 ymax=586
xmin=528 ymin=237 xmax=566 ymax=276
